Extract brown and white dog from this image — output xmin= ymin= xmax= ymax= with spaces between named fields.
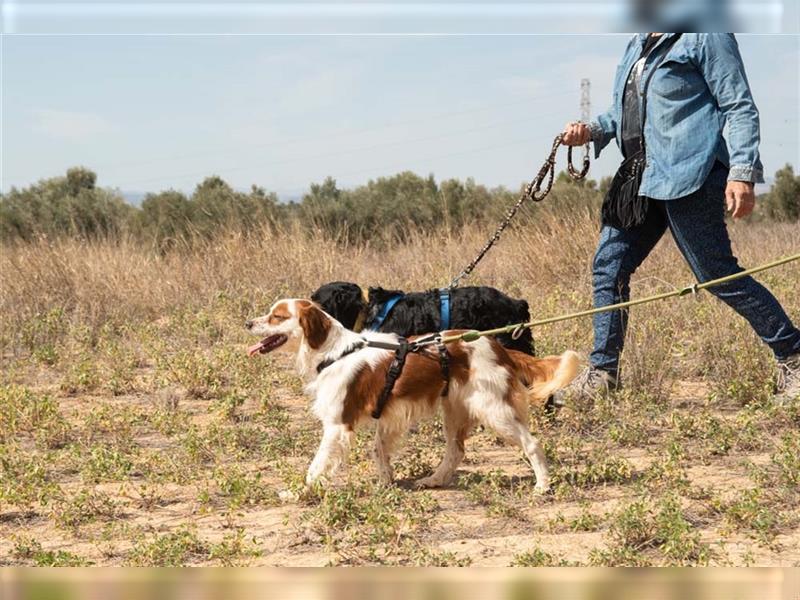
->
xmin=246 ymin=299 xmax=578 ymax=492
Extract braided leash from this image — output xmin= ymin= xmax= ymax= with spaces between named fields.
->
xmin=448 ymin=134 xmax=590 ymax=289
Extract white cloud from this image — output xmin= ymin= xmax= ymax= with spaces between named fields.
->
xmin=31 ymin=108 xmax=116 ymax=140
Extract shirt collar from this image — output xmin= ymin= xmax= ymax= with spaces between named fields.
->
xmin=637 ymin=32 xmax=676 ymax=47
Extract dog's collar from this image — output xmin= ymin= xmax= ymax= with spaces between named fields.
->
xmin=316 ymin=341 xmax=366 ymax=374
xmin=352 ymin=288 xmax=370 ymax=333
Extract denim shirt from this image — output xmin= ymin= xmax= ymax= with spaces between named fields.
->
xmin=589 ymin=33 xmax=764 ymax=200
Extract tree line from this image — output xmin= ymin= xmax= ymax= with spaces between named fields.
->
xmin=1 ymin=164 xmax=797 ymax=249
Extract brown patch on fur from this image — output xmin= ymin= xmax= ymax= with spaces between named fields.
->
xmin=341 ymin=363 xmax=381 ymax=429
xmin=340 ymin=335 xmax=473 ymax=430
xmin=507 ymin=350 xmax=567 ymax=407
xmin=267 ymin=301 xmax=292 ymax=325
xmin=296 ymin=300 xmax=331 ymax=350
xmin=508 ymin=351 xmax=561 ymax=386
xmin=490 ymin=346 xmax=528 ymax=422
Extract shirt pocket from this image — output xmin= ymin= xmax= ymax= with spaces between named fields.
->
xmin=651 ymin=51 xmax=694 ymax=100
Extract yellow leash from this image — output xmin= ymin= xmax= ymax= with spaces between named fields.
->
xmin=441 ymin=252 xmax=800 ymax=345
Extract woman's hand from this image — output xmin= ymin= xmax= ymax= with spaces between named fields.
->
xmin=726 ymin=180 xmax=756 ymax=219
xmin=562 ymin=121 xmax=591 ymax=146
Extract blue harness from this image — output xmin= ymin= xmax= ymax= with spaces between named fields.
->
xmin=368 ymin=289 xmax=451 ymax=331
xmin=439 ymin=288 xmax=451 ymax=330
xmin=368 ymin=293 xmax=404 ymax=331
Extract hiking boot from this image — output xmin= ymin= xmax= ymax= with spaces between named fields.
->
xmin=774 ymin=354 xmax=800 ymax=405
xmin=551 ymin=366 xmax=619 ymax=408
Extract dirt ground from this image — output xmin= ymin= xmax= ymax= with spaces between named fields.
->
xmin=2 ymin=348 xmax=798 ymax=567
xmin=1 ymin=219 xmax=798 ymax=566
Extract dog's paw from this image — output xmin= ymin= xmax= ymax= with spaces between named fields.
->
xmin=534 ymin=483 xmax=550 ymax=495
xmin=278 ymin=489 xmax=301 ymax=503
xmin=413 ymin=476 xmax=443 ymax=489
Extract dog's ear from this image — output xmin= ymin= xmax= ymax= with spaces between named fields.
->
xmin=296 ymin=300 xmax=332 ymax=349
xmin=311 ymin=282 xmax=364 ymax=330
xmin=335 ymin=285 xmax=365 ymax=329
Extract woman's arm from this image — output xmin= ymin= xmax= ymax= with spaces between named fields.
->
xmin=561 ymin=108 xmax=616 ymax=160
xmin=694 ymin=33 xmax=764 ymax=184
xmin=588 ymin=109 xmax=618 ymax=159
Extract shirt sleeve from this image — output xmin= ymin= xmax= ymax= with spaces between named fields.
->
xmin=694 ymin=33 xmax=764 ymax=183
xmin=588 ymin=109 xmax=617 ymax=160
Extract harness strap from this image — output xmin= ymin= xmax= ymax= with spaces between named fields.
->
xmin=439 ymin=288 xmax=451 ymax=331
xmin=316 ymin=341 xmax=366 ymax=374
xmin=313 ymin=334 xmax=451 ymax=420
xmin=368 ymin=293 xmax=404 ymax=331
xmin=371 ymin=335 xmax=452 ymax=419
xmin=372 ymin=338 xmax=410 ymax=419
xmin=436 ymin=338 xmax=450 ymax=397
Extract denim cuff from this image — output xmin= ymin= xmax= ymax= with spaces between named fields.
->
xmin=588 ymin=121 xmax=605 ymax=159
xmin=728 ymin=164 xmax=764 ymax=184
xmin=588 ymin=121 xmax=604 ymax=143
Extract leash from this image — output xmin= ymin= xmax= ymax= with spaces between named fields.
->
xmin=438 ymin=252 xmax=800 ymax=345
xmin=448 ymin=134 xmax=590 ymax=289
xmin=337 ymin=252 xmax=798 ymax=419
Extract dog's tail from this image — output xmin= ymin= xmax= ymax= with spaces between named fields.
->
xmin=510 ymin=350 xmax=581 ymax=403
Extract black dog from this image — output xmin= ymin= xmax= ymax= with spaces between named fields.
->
xmin=311 ymin=282 xmax=534 ymax=355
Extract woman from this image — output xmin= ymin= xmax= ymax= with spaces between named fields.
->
xmin=559 ymin=33 xmax=799 ymax=404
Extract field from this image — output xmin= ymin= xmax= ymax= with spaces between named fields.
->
xmin=1 ymin=207 xmax=799 ymax=566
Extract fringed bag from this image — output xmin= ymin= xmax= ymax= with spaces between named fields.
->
xmin=601 ymin=151 xmax=648 ymax=229
xmin=601 ymin=34 xmax=682 ymax=230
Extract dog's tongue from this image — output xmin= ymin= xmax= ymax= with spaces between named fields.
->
xmin=247 ymin=341 xmax=266 ymax=357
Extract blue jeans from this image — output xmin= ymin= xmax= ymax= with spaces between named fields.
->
xmin=591 ymin=163 xmax=800 ymax=376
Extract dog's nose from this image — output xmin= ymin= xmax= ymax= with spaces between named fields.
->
xmin=245 ymin=320 xmax=254 ymax=330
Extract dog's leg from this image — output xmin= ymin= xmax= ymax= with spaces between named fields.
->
xmin=507 ymin=420 xmax=550 ymax=493
xmin=306 ymin=423 xmax=351 ymax=486
xmin=474 ymin=392 xmax=550 ymax=493
xmin=415 ymin=404 xmax=470 ymax=489
xmin=374 ymin=422 xmax=403 ymax=484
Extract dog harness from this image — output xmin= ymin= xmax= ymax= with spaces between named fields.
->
xmin=361 ymin=288 xmax=451 ymax=333
xmin=367 ymin=292 xmax=404 ymax=331
xmin=314 ymin=334 xmax=451 ymax=420
xmin=439 ymin=288 xmax=451 ymax=330
xmin=371 ymin=334 xmax=451 ymax=419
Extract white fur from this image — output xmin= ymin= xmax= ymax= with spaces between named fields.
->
xmin=248 ymin=300 xmax=560 ymax=493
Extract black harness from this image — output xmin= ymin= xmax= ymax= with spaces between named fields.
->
xmin=316 ymin=334 xmax=451 ymax=420
xmin=316 ymin=342 xmax=365 ymax=374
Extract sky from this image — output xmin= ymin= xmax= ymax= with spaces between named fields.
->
xmin=2 ymin=33 xmax=798 ymax=199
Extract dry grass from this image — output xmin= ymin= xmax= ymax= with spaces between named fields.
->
xmin=1 ymin=210 xmax=799 ymax=566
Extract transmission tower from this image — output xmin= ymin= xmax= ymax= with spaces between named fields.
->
xmin=580 ymin=78 xmax=591 ymax=123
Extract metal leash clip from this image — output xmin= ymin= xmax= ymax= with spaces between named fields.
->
xmin=511 ymin=324 xmax=527 ymax=340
